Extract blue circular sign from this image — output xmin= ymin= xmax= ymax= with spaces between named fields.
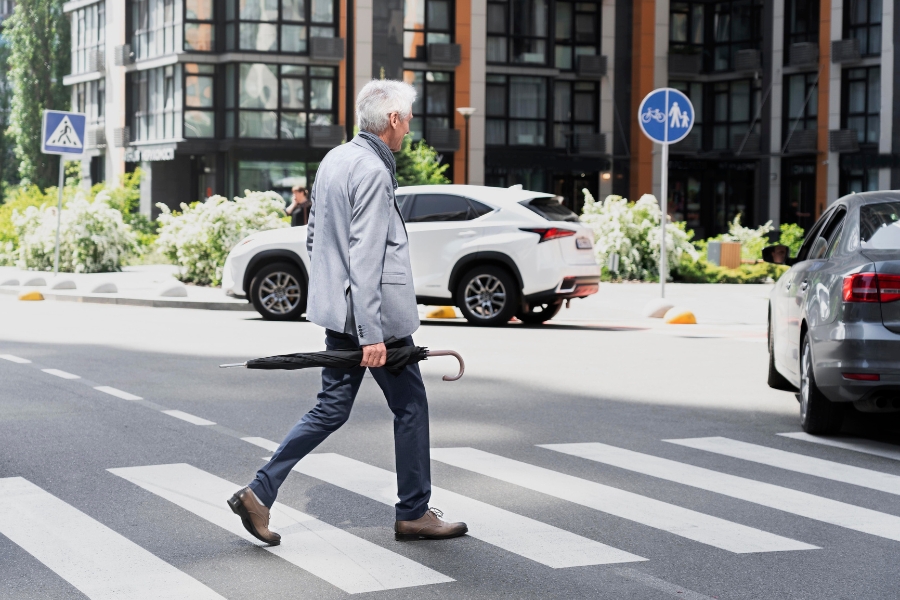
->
xmin=637 ymin=88 xmax=694 ymax=145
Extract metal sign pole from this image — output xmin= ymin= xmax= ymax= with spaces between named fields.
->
xmin=660 ymin=142 xmax=668 ymax=299
xmin=53 ymin=157 xmax=64 ymax=276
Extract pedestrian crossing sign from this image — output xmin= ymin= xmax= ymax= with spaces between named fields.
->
xmin=41 ymin=110 xmax=86 ymax=156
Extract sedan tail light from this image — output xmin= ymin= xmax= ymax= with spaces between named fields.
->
xmin=520 ymin=227 xmax=577 ymax=243
xmin=843 ymin=273 xmax=900 ymax=303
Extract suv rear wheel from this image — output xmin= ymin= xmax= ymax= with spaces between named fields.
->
xmin=250 ymin=262 xmax=306 ymax=321
xmin=456 ymin=266 xmax=519 ymax=326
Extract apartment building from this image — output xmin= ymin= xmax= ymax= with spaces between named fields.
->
xmin=61 ymin=0 xmax=898 ymax=234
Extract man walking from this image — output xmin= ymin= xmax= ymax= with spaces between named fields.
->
xmin=228 ymin=80 xmax=467 ymax=545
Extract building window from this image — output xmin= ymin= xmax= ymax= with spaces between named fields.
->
xmin=843 ymin=166 xmax=879 ymax=193
xmin=403 ymin=0 xmax=453 ymax=61
xmin=130 ymin=0 xmax=177 ymax=60
xmin=784 ymin=0 xmax=819 ymax=46
xmin=486 ymin=0 xmax=548 ymax=65
xmin=72 ymin=1 xmax=105 ymax=74
xmin=184 ymin=63 xmax=215 ymax=138
xmin=225 ymin=63 xmax=336 ymax=139
xmin=486 ymin=75 xmax=547 ymax=145
xmin=669 ymin=2 xmax=704 ymax=54
xmin=712 ymin=79 xmax=759 ymax=150
xmin=554 ymin=2 xmax=599 ymax=70
xmin=403 ymin=70 xmax=453 ymax=145
xmin=712 ymin=0 xmax=762 ymax=71
xmin=783 ymin=72 xmax=817 ymax=138
xmin=670 ymin=80 xmax=703 ymax=147
xmin=845 ymin=0 xmax=882 ymax=57
xmin=552 ymin=81 xmax=598 ymax=148
xmin=224 ymin=0 xmax=336 ymax=53
xmin=130 ymin=65 xmax=178 ymax=142
xmin=843 ymin=66 xmax=880 ymax=145
xmin=73 ymin=79 xmax=106 ymax=128
xmin=185 ymin=0 xmax=214 ymax=51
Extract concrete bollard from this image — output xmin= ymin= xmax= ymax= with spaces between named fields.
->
xmin=156 ymin=281 xmax=188 ymax=297
xmin=21 ymin=276 xmax=46 ymax=287
xmin=18 ymin=290 xmax=44 ymax=301
xmin=643 ymin=298 xmax=675 ymax=318
xmin=664 ymin=306 xmax=697 ymax=324
xmin=49 ymin=278 xmax=77 ymax=290
xmin=426 ymin=306 xmax=457 ymax=319
xmin=90 ymin=282 xmax=118 ymax=294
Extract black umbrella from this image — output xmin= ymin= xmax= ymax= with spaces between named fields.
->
xmin=220 ymin=347 xmax=465 ymax=381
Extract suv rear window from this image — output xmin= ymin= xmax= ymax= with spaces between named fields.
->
xmin=521 ymin=197 xmax=580 ymax=222
xmin=860 ymin=202 xmax=900 ymax=249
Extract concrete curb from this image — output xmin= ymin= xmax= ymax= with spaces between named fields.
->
xmin=0 ymin=286 xmax=254 ymax=311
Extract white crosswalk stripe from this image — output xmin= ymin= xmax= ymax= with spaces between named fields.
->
xmin=667 ymin=437 xmax=900 ymax=496
xmin=543 ymin=442 xmax=900 ymax=543
xmin=0 ymin=477 xmax=226 ymax=600
xmin=294 ymin=453 xmax=645 ymax=567
xmin=431 ymin=447 xmax=814 ymax=554
xmin=778 ymin=432 xmax=900 ymax=462
xmin=109 ymin=463 xmax=452 ymax=594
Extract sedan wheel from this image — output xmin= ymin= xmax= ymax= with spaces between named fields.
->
xmin=456 ymin=266 xmax=518 ymax=326
xmin=250 ymin=262 xmax=306 ymax=321
xmin=799 ymin=335 xmax=843 ymax=434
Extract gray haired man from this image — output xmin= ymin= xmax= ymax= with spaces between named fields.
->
xmin=228 ymin=80 xmax=467 ymax=544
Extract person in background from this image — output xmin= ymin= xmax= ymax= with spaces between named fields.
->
xmin=286 ymin=185 xmax=311 ymax=226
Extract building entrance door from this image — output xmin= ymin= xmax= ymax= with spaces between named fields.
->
xmin=782 ymin=160 xmax=816 ymax=230
xmin=711 ymin=166 xmax=755 ymax=235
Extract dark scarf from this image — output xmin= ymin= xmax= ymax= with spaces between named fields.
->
xmin=357 ymin=131 xmax=399 ymax=190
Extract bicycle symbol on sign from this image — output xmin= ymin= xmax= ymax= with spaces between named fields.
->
xmin=641 ymin=107 xmax=666 ymax=124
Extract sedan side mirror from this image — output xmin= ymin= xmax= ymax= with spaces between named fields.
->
xmin=762 ymin=244 xmax=794 ymax=265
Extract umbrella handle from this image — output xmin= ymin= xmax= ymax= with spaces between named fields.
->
xmin=219 ymin=362 xmax=248 ymax=368
xmin=426 ymin=350 xmax=465 ymax=381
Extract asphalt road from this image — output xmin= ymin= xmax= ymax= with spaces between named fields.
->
xmin=1 ymin=289 xmax=899 ymax=600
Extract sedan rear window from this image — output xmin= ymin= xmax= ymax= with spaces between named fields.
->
xmin=860 ymin=202 xmax=900 ymax=249
xmin=521 ymin=197 xmax=580 ymax=222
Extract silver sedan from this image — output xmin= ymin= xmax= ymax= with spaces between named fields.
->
xmin=765 ymin=191 xmax=900 ymax=434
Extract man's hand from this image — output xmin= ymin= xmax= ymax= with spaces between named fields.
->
xmin=360 ymin=342 xmax=387 ymax=368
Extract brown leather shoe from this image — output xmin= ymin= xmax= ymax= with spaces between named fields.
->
xmin=395 ymin=507 xmax=468 ymax=540
xmin=227 ymin=487 xmax=281 ymax=546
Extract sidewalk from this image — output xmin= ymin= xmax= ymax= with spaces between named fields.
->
xmin=0 ymin=265 xmax=253 ymax=311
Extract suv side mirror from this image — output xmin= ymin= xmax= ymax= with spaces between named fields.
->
xmin=762 ymin=244 xmax=794 ymax=265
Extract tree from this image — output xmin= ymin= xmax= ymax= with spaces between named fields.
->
xmin=0 ymin=39 xmax=18 ymax=194
xmin=6 ymin=0 xmax=70 ymax=189
xmin=394 ymin=136 xmax=451 ymax=186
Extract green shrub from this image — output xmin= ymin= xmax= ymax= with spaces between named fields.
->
xmin=674 ymin=255 xmax=788 ymax=284
xmin=155 ymin=190 xmax=288 ymax=286
xmin=777 ymin=223 xmax=805 ymax=256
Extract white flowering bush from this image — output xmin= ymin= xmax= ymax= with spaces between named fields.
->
xmin=720 ymin=213 xmax=774 ymax=260
xmin=580 ymin=190 xmax=698 ymax=281
xmin=9 ymin=193 xmax=138 ymax=272
xmin=155 ymin=190 xmax=288 ymax=286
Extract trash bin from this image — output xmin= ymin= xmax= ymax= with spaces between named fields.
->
xmin=707 ymin=241 xmax=742 ymax=269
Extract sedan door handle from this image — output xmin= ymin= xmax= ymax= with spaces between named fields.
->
xmin=800 ymin=279 xmax=809 ymax=290
xmin=458 ymin=230 xmax=477 ymax=237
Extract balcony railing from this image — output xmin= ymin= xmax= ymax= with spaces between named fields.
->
xmin=786 ymin=129 xmax=817 ymax=154
xmin=732 ymin=132 xmax=761 ymax=154
xmin=576 ymin=55 xmax=607 ymax=78
xmin=426 ymin=128 xmax=460 ymax=152
xmin=734 ymin=49 xmax=761 ymax=72
xmin=310 ymin=37 xmax=345 ymax=62
xmin=427 ymin=44 xmax=462 ymax=68
xmin=788 ymin=42 xmax=819 ymax=68
xmin=829 ymin=129 xmax=859 ymax=153
xmin=831 ymin=39 xmax=861 ymax=64
xmin=309 ymin=125 xmax=345 ymax=148
xmin=668 ymin=52 xmax=703 ymax=76
xmin=572 ymin=133 xmax=606 ymax=155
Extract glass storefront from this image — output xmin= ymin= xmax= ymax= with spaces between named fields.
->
xmin=236 ymin=160 xmax=319 ymax=203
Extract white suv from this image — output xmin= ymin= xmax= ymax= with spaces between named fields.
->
xmin=222 ymin=184 xmax=600 ymax=326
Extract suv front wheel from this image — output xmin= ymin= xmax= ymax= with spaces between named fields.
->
xmin=249 ymin=262 xmax=307 ymax=321
xmin=456 ymin=266 xmax=519 ymax=326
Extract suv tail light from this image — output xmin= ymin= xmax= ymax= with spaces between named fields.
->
xmin=520 ymin=227 xmax=576 ymax=243
xmin=842 ymin=273 xmax=900 ymax=303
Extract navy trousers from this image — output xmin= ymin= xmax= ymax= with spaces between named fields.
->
xmin=248 ymin=330 xmax=432 ymax=521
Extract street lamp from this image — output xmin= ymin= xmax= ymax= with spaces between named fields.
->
xmin=456 ymin=107 xmax=476 ymax=184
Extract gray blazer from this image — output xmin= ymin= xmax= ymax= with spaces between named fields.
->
xmin=305 ymin=136 xmax=419 ymax=345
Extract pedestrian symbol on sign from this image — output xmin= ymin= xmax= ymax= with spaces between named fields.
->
xmin=45 ymin=115 xmax=82 ymax=149
xmin=41 ymin=110 xmax=87 ymax=156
